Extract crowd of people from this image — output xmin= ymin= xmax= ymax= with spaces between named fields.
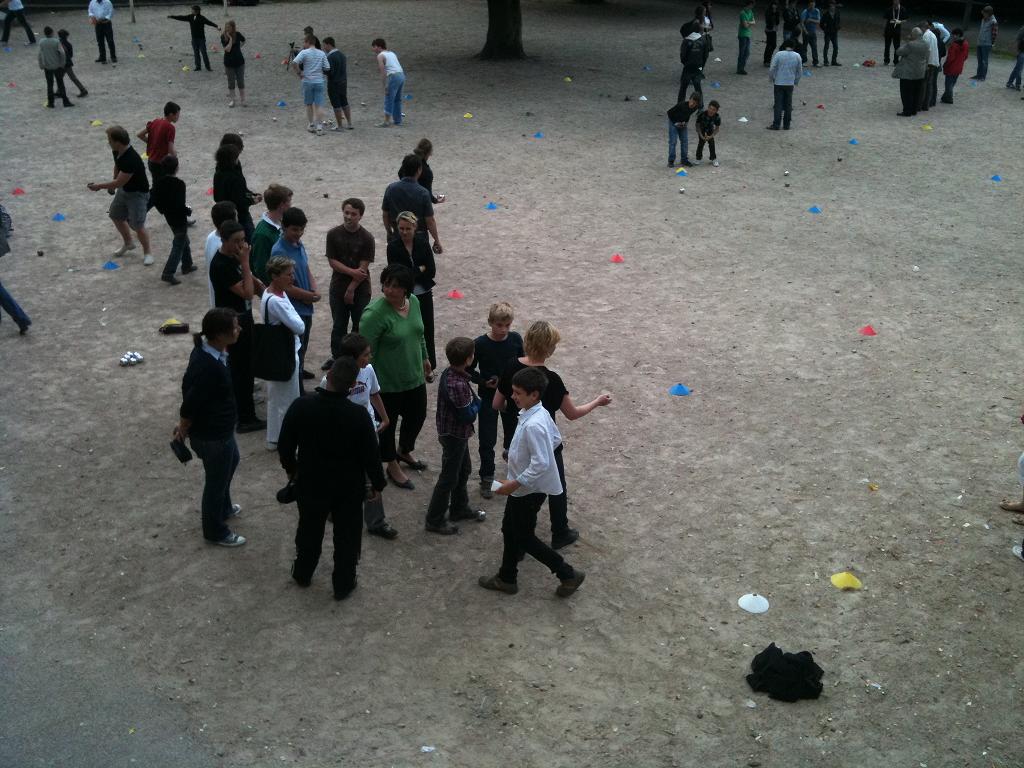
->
xmin=669 ymin=2 xmax=1021 ymax=159
xmin=4 ymin=1 xmax=1023 ymax=593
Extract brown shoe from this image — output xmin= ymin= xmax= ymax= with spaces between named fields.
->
xmin=556 ymin=570 xmax=586 ymax=598
xmin=478 ymin=574 xmax=518 ymax=594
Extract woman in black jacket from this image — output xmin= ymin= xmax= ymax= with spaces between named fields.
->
xmin=213 ymin=142 xmax=260 ymax=242
xmin=386 ymin=210 xmax=437 ymax=369
xmin=57 ymin=29 xmax=88 ymax=97
xmin=410 ymin=138 xmax=445 ymax=203
xmin=173 ymin=308 xmax=247 ymax=547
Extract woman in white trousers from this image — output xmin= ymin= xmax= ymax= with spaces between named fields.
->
xmin=261 ymin=256 xmax=305 ymax=450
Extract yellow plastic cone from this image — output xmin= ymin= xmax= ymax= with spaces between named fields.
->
xmin=563 ymin=76 xmax=573 ymax=82
xmin=182 ymin=65 xmax=190 ymax=72
xmin=463 ymin=112 xmax=473 ymax=119
xmin=90 ymin=119 xmax=103 ymax=127
xmin=830 ymin=571 xmax=863 ymax=590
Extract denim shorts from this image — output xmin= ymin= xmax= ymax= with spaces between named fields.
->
xmin=302 ymin=80 xmax=325 ymax=106
xmin=108 ymin=189 xmax=148 ymax=229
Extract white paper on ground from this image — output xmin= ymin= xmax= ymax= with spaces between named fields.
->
xmin=738 ymin=593 xmax=770 ymax=614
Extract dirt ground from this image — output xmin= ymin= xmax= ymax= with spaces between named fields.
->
xmin=2 ymin=1 xmax=1024 ymax=766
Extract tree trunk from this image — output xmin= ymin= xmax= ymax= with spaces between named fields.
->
xmin=479 ymin=0 xmax=525 ymax=60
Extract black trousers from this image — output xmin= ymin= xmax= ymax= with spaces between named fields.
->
xmin=1 ymin=9 xmax=35 ymax=43
xmin=229 ymin=313 xmax=257 ymax=422
xmin=297 ymin=314 xmax=312 ymax=393
xmin=191 ymin=37 xmax=211 ymax=70
xmin=498 ymin=493 xmax=574 ymax=584
xmin=425 ymin=435 xmax=472 ymax=526
xmin=696 ymin=137 xmax=717 ymax=161
xmin=64 ymin=65 xmax=87 ymax=95
xmin=44 ymin=68 xmax=70 ymax=106
xmin=328 ymin=287 xmax=370 ymax=358
xmin=899 ymin=78 xmax=922 ymax=115
xmin=148 ymin=159 xmax=167 ymax=183
xmin=378 ymin=384 xmax=427 ymax=462
xmin=293 ymin=493 xmax=363 ymax=595
xmin=921 ymin=65 xmax=938 ymax=109
xmin=94 ymin=20 xmax=116 ymax=62
xmin=764 ymin=30 xmax=777 ymax=65
xmin=677 ymin=71 xmax=703 ymax=105
xmin=823 ymin=31 xmax=838 ymax=63
xmin=417 ymin=290 xmax=436 ymax=370
xmin=884 ymin=27 xmax=901 ymax=64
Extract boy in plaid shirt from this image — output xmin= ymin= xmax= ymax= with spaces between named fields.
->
xmin=425 ymin=337 xmax=487 ymax=534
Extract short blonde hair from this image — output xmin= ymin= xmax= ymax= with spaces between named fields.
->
xmin=488 ymin=302 xmax=514 ymax=325
xmin=523 ymin=320 xmax=560 ymax=360
xmin=396 ymin=210 xmax=418 ymax=227
xmin=266 ymin=255 xmax=294 ymax=279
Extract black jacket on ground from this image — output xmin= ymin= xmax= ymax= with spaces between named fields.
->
xmin=277 ymin=389 xmax=387 ymax=501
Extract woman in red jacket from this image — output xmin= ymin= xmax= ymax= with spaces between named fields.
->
xmin=940 ymin=28 xmax=968 ymax=104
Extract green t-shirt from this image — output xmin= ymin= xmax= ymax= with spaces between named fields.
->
xmin=359 ymin=294 xmax=429 ymax=393
xmin=738 ymin=8 xmax=754 ymax=38
xmin=250 ymin=218 xmax=280 ymax=284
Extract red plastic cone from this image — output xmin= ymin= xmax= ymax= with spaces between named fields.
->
xmin=205 ymin=187 xmax=214 ymax=196
xmin=12 ymin=188 xmax=25 ymax=195
xmin=254 ymin=52 xmax=261 ymax=59
xmin=859 ymin=324 xmax=877 ymax=336
xmin=447 ymin=289 xmax=464 ymax=299
xmin=817 ymin=104 xmax=825 ymax=109
xmin=610 ymin=253 xmax=624 ymax=263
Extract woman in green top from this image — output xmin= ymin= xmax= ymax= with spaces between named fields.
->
xmin=359 ymin=264 xmax=432 ymax=489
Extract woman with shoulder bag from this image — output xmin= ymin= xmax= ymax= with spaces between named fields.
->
xmin=260 ymin=256 xmax=305 ymax=450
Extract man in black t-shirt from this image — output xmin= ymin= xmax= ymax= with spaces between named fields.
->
xmin=209 ymin=221 xmax=266 ymax=433
xmin=87 ymin=125 xmax=154 ymax=265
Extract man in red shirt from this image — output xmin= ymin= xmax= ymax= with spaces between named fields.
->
xmin=136 ymin=101 xmax=180 ymax=182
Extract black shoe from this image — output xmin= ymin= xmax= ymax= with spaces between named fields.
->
xmin=425 ymin=522 xmax=460 ymax=535
xmin=291 ymin=564 xmax=311 ymax=587
xmin=95 ymin=58 xmax=106 ymax=63
xmin=63 ymin=101 xmax=74 ymax=107
xmin=45 ymin=104 xmax=54 ymax=109
xmin=181 ymin=264 xmax=199 ymax=274
xmin=450 ymin=509 xmax=486 ymax=523
xmin=940 ymin=96 xmax=953 ymax=104
xmin=831 ymin=61 xmax=841 ymax=66
xmin=368 ymin=523 xmax=399 ymax=539
xmin=320 ymin=357 xmax=334 ymax=371
xmin=896 ymin=112 xmax=913 ymax=117
xmin=302 ymin=369 xmax=315 ymax=380
xmin=397 ymin=454 xmax=428 ymax=471
xmin=161 ymin=274 xmax=181 ymax=286
xmin=110 ymin=58 xmax=117 ymax=63
xmin=823 ymin=61 xmax=829 ymax=66
xmin=556 ymin=570 xmax=586 ymax=598
xmin=78 ymin=91 xmax=88 ymax=97
xmin=766 ymin=125 xmax=780 ymax=130
xmin=478 ymin=574 xmax=518 ymax=594
xmin=680 ymin=159 xmax=694 ymax=167
xmin=334 ymin=579 xmax=357 ymax=600
xmin=236 ymin=418 xmax=267 ymax=434
xmin=736 ymin=70 xmax=748 ymax=75
xmin=551 ymin=528 xmax=580 ymax=550
xmin=667 ymin=159 xmax=675 ymax=167
xmin=18 ymin=323 xmax=30 ymax=335
xmin=387 ymin=472 xmax=414 ymax=490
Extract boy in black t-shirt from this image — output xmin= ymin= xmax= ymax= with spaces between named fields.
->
xmin=470 ymin=302 xmax=524 ymax=499
xmin=694 ymin=100 xmax=722 ymax=167
xmin=666 ymin=92 xmax=701 ymax=167
xmin=150 ymin=155 xmax=195 ymax=285
xmin=86 ymin=125 xmax=153 ymax=265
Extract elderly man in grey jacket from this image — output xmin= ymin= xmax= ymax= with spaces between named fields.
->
xmin=38 ymin=26 xmax=73 ymax=108
xmin=893 ymin=27 xmax=928 ymax=116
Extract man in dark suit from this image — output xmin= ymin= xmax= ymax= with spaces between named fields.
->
xmin=884 ymin=0 xmax=909 ymax=65
xmin=278 ymin=357 xmax=387 ymax=600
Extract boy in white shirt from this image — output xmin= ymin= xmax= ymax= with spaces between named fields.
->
xmin=479 ymin=367 xmax=585 ymax=598
xmin=205 ymin=201 xmax=238 ymax=307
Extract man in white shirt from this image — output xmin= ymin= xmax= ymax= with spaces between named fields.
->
xmin=478 ymin=367 xmax=585 ymax=598
xmin=921 ymin=21 xmax=940 ymax=110
xmin=291 ymin=34 xmax=330 ymax=134
xmin=1 ymin=0 xmax=37 ymax=45
xmin=87 ymin=0 xmax=116 ymax=63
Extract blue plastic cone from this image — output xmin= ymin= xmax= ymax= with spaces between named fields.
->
xmin=992 ymin=175 xmax=1002 ymax=182
xmin=485 ymin=202 xmax=498 ymax=210
xmin=52 ymin=213 xmax=66 ymax=221
xmin=102 ymin=260 xmax=120 ymax=270
xmin=849 ymin=138 xmax=859 ymax=145
xmin=669 ymin=383 xmax=691 ymax=396
xmin=675 ymin=168 xmax=688 ymax=176
xmin=808 ymin=206 xmax=822 ymax=214
xmin=533 ymin=131 xmax=544 ymax=138
xmin=276 ymin=100 xmax=287 ymax=107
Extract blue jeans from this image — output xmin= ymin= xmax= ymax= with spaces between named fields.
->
xmin=772 ymin=84 xmax=794 ymax=128
xmin=942 ymin=73 xmax=959 ymax=101
xmin=0 ymin=278 xmax=31 ymax=331
xmin=162 ymin=226 xmax=193 ymax=278
xmin=385 ymin=72 xmax=405 ymax=123
xmin=737 ymin=36 xmax=751 ymax=72
xmin=667 ymin=119 xmax=690 ymax=163
xmin=1008 ymin=52 xmax=1024 ymax=88
xmin=975 ymin=45 xmax=991 ymax=79
xmin=804 ymin=32 xmax=818 ymax=65
xmin=477 ymin=391 xmax=518 ymax=481
xmin=191 ymin=37 xmax=211 ymax=70
xmin=190 ymin=435 xmax=240 ymax=542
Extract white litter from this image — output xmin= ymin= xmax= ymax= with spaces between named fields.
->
xmin=738 ymin=116 xmax=749 ymax=123
xmin=737 ymin=593 xmax=770 ymax=614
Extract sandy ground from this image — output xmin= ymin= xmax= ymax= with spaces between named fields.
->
xmin=2 ymin=1 xmax=1024 ymax=766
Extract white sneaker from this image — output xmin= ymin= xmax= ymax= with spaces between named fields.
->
xmin=266 ymin=441 xmax=278 ymax=451
xmin=113 ymin=242 xmax=137 ymax=257
xmin=228 ymin=100 xmax=235 ymax=108
xmin=712 ymin=159 xmax=721 ymax=167
xmin=215 ymin=533 xmax=246 ymax=547
xmin=143 ymin=254 xmax=154 ymax=266
xmin=1014 ymin=545 xmax=1024 ymax=562
xmin=316 ymin=125 xmax=324 ymax=136
xmin=227 ymin=503 xmax=242 ymax=518
xmin=692 ymin=159 xmax=703 ymax=166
